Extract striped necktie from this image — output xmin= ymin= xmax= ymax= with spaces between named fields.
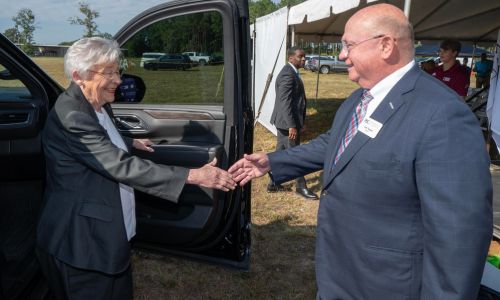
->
xmin=334 ymin=90 xmax=373 ymax=165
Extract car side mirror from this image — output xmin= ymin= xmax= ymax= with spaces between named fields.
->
xmin=114 ymin=74 xmax=146 ymax=103
xmin=0 ymin=69 xmax=16 ymax=80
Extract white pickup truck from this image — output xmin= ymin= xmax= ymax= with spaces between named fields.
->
xmin=182 ymin=51 xmax=210 ymax=66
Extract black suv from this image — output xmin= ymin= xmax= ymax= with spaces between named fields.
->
xmin=0 ymin=0 xmax=253 ymax=298
xmin=143 ymin=54 xmax=192 ymax=70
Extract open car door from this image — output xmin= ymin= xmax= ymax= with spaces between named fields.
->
xmin=0 ymin=34 xmax=63 ymax=299
xmin=0 ymin=0 xmax=252 ymax=298
xmin=111 ymin=0 xmax=253 ymax=268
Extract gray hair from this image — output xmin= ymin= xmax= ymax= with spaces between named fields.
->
xmin=64 ymin=37 xmax=122 ymax=81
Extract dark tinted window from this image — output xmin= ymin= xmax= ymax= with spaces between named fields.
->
xmin=121 ymin=11 xmax=224 ymax=105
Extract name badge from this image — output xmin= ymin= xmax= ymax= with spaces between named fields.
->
xmin=358 ymin=117 xmax=383 ymax=138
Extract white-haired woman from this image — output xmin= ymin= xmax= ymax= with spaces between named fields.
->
xmin=36 ymin=37 xmax=235 ymax=300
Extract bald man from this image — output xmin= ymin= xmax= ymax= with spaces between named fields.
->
xmin=230 ymin=4 xmax=492 ymax=299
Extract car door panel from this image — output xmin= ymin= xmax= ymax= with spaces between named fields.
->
xmin=112 ymin=104 xmax=228 ymax=248
xmin=0 ymin=35 xmax=61 ymax=299
xmin=111 ymin=0 xmax=252 ymax=267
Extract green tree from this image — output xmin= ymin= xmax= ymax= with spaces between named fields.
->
xmin=3 ymin=28 xmax=20 ymax=44
xmin=122 ymin=11 xmax=224 ymax=57
xmin=98 ymin=32 xmax=113 ymax=39
xmin=69 ymin=2 xmax=100 ymax=37
xmin=11 ymin=8 xmax=36 ymax=54
xmin=249 ymin=0 xmax=278 ymax=21
xmin=278 ymin=0 xmax=305 ymax=8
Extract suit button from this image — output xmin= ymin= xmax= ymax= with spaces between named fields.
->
xmin=321 ymin=191 xmax=327 ymax=196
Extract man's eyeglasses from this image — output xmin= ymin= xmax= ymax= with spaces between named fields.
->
xmin=88 ymin=70 xmax=121 ymax=79
xmin=341 ymin=34 xmax=386 ymax=56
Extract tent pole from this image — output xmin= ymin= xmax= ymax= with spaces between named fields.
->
xmin=404 ymin=0 xmax=412 ymax=17
xmin=315 ymin=41 xmax=321 ymax=102
xmin=291 ymin=25 xmax=295 ymax=46
xmin=252 ymin=21 xmax=257 ymax=114
xmin=254 ymin=36 xmax=286 ymax=126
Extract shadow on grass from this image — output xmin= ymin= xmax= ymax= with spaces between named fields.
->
xmin=132 ymin=217 xmax=318 ymax=300
xmin=303 ymin=98 xmax=345 ymax=142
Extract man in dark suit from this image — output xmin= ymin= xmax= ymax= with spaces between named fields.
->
xmin=269 ymin=47 xmax=318 ymax=200
xmin=36 ymin=37 xmax=235 ymax=300
xmin=230 ymin=4 xmax=492 ymax=299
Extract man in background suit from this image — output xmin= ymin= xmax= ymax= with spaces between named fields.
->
xmin=230 ymin=4 xmax=492 ymax=299
xmin=269 ymin=47 xmax=318 ymax=200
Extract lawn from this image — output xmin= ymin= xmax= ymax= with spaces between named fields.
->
xmin=32 ymin=57 xmax=226 ymax=104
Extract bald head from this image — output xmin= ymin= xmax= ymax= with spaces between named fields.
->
xmin=348 ymin=4 xmax=414 ymax=61
xmin=340 ymin=4 xmax=415 ymax=88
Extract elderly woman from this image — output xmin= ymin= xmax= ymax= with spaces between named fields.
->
xmin=36 ymin=37 xmax=235 ymax=300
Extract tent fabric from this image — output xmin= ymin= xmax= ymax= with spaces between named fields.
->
xmin=288 ymin=0 xmax=362 ymax=25
xmin=289 ymin=0 xmax=500 ymax=43
xmin=253 ymin=6 xmax=288 ymax=135
xmin=486 ymin=30 xmax=500 ymax=152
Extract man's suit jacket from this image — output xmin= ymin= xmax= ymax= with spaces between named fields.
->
xmin=37 ymin=83 xmax=189 ymax=275
xmin=270 ymin=63 xmax=306 ymax=130
xmin=268 ymin=66 xmax=493 ymax=299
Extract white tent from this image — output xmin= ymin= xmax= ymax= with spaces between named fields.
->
xmin=289 ymin=0 xmax=500 ymax=43
xmin=252 ymin=7 xmax=288 ymax=135
xmin=253 ymin=0 xmax=500 ymax=132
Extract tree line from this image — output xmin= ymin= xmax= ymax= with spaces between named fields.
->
xmin=2 ymin=0 xmax=305 ymax=55
xmin=249 ymin=0 xmax=305 ymax=20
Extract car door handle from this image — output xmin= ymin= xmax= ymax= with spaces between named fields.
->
xmin=114 ymin=115 xmax=144 ymax=130
xmin=0 ymin=112 xmax=30 ymax=125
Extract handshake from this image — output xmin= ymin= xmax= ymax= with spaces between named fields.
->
xmin=187 ymin=153 xmax=270 ymax=191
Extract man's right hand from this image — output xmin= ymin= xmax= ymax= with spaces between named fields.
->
xmin=228 ymin=153 xmax=270 ymax=186
xmin=288 ymin=127 xmax=298 ymax=140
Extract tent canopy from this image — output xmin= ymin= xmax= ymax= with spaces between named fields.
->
xmin=289 ymin=0 xmax=500 ymax=43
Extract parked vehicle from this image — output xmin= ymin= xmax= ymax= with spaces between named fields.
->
xmin=209 ymin=54 xmax=224 ymax=65
xmin=309 ymin=56 xmax=348 ymax=74
xmin=0 ymin=0 xmax=252 ymax=298
xmin=182 ymin=51 xmax=211 ymax=65
xmin=143 ymin=54 xmax=192 ymax=70
xmin=304 ymin=55 xmax=331 ymax=70
xmin=140 ymin=52 xmax=166 ymax=67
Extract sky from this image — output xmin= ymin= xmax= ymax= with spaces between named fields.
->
xmin=0 ymin=0 xmax=171 ymax=45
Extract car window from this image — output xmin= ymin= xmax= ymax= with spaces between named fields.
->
xmin=121 ymin=11 xmax=224 ymax=105
xmin=0 ymin=63 xmax=32 ymax=100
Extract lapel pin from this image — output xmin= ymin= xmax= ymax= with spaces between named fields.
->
xmin=389 ymin=102 xmax=394 ymax=109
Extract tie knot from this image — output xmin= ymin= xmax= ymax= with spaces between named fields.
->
xmin=361 ymin=89 xmax=373 ymax=104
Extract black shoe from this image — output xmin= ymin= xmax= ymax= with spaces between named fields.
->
xmin=267 ymin=184 xmax=286 ymax=192
xmin=295 ymin=188 xmax=319 ymax=200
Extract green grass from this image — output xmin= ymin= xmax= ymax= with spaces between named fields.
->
xmin=123 ymin=58 xmax=225 ymax=104
xmin=31 ymin=56 xmax=225 ymax=104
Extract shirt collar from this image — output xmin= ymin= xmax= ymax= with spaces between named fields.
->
xmin=288 ymin=62 xmax=299 ymax=74
xmin=369 ymin=60 xmax=415 ymax=101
